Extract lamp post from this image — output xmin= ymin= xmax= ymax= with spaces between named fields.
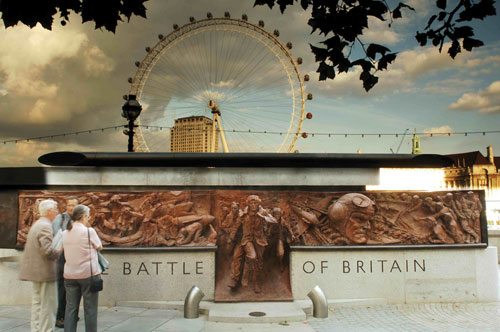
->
xmin=121 ymin=95 xmax=142 ymax=152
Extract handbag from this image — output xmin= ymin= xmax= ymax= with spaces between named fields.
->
xmin=88 ymin=228 xmax=103 ymax=292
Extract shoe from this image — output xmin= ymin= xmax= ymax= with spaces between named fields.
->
xmin=55 ymin=319 xmax=64 ymax=328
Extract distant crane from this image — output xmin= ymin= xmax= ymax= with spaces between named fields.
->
xmin=390 ymin=128 xmax=409 ymax=154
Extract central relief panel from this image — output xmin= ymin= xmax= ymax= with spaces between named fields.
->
xmin=17 ymin=190 xmax=484 ymax=302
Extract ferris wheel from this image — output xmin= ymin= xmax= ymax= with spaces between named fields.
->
xmin=125 ymin=12 xmax=312 ymax=153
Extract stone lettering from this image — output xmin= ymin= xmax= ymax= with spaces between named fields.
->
xmin=123 ymin=262 xmax=131 ymax=275
xmin=343 ymin=261 xmax=350 ymax=273
xmin=167 ymin=262 xmax=177 ymax=275
xmin=303 ymin=261 xmax=315 ymax=274
xmin=320 ymin=261 xmax=328 ymax=274
xmin=196 ymin=261 xmax=203 ymax=275
xmin=390 ymin=260 xmax=402 ymax=273
xmin=357 ymin=260 xmax=365 ymax=273
xmin=414 ymin=259 xmax=425 ymax=272
xmin=183 ymin=262 xmax=191 ymax=275
xmin=137 ymin=262 xmax=150 ymax=275
xmin=378 ymin=260 xmax=387 ymax=272
xmin=152 ymin=262 xmax=162 ymax=275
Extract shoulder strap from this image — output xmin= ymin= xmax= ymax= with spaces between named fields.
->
xmin=88 ymin=228 xmax=93 ymax=277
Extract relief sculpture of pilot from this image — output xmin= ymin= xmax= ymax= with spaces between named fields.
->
xmin=327 ymin=193 xmax=376 ymax=244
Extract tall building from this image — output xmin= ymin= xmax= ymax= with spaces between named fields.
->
xmin=169 ymin=116 xmax=219 ymax=152
xmin=412 ymin=129 xmax=421 ymax=154
xmin=444 ymin=146 xmax=500 ymax=191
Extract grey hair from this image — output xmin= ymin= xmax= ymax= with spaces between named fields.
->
xmin=39 ymin=200 xmax=58 ymax=217
xmin=68 ymin=205 xmax=90 ymax=231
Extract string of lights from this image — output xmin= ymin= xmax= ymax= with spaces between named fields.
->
xmin=1 ymin=125 xmax=124 ymax=145
xmin=2 ymin=125 xmax=500 ymax=145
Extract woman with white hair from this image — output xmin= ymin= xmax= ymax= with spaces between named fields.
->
xmin=62 ymin=204 xmax=102 ymax=332
xmin=19 ymin=199 xmax=62 ymax=332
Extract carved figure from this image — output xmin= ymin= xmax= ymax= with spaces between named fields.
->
xmin=227 ymin=195 xmax=276 ymax=293
xmin=270 ymin=207 xmax=295 ymax=270
xmin=327 ymin=193 xmax=376 ymax=244
xmin=177 ymin=215 xmax=216 ymax=245
xmin=419 ymin=197 xmax=464 ymax=243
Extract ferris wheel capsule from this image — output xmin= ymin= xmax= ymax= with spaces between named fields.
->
xmin=224 ymin=11 xmax=230 ymax=18
xmin=286 ymin=42 xmax=292 ymax=49
xmin=173 ymin=24 xmax=179 ymax=30
xmin=158 ymin=34 xmax=164 ymax=40
xmin=297 ymin=57 xmax=303 ymax=64
xmin=304 ymin=74 xmax=310 ymax=81
xmin=302 ymin=132 xmax=308 ymax=138
xmin=242 ymin=14 xmax=248 ymax=21
xmin=122 ymin=95 xmax=128 ymax=100
xmin=145 ymin=47 xmax=151 ymax=52
xmin=135 ymin=61 xmax=141 ymax=67
xmin=127 ymin=77 xmax=133 ymax=83
xmin=207 ymin=12 xmax=213 ymax=19
xmin=273 ymin=29 xmax=280 ymax=37
xmin=307 ymin=93 xmax=313 ymax=100
xmin=306 ymin=112 xmax=312 ymax=119
xmin=258 ymin=20 xmax=265 ymax=27
xmin=189 ymin=16 xmax=195 ymax=22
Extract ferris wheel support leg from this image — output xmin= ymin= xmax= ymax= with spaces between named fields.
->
xmin=211 ymin=118 xmax=217 ymax=153
xmin=217 ymin=117 xmax=230 ymax=153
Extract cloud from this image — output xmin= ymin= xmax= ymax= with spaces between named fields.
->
xmin=423 ymin=125 xmax=454 ymax=135
xmin=211 ymin=80 xmax=236 ymax=88
xmin=421 ymin=78 xmax=476 ymax=94
xmin=83 ymin=46 xmax=116 ymax=76
xmin=361 ymin=17 xmax=401 ymax=45
xmin=449 ymin=81 xmax=500 ymax=114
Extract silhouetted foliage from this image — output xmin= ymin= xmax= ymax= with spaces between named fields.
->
xmin=254 ymin=0 xmax=497 ymax=91
xmin=0 ymin=0 xmax=148 ymax=33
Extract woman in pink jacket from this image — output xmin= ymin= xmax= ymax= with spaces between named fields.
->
xmin=62 ymin=205 xmax=102 ymax=332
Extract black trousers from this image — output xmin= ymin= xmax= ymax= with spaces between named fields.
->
xmin=56 ymin=254 xmax=66 ymax=320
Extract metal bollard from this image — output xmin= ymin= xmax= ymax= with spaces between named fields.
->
xmin=184 ymin=285 xmax=205 ymax=319
xmin=307 ymin=285 xmax=328 ymax=318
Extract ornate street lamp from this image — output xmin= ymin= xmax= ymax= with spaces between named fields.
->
xmin=121 ymin=95 xmax=142 ymax=152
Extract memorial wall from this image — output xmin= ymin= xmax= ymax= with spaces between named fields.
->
xmin=8 ymin=188 xmax=489 ymax=303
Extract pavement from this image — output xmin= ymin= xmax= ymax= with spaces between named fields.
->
xmin=1 ymin=265 xmax=499 ymax=332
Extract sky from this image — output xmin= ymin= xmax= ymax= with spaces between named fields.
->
xmin=0 ymin=0 xmax=499 ymax=166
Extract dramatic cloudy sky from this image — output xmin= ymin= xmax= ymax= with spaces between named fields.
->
xmin=0 ymin=0 xmax=499 ymax=166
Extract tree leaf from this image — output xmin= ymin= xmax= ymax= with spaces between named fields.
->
xmin=316 ymin=61 xmax=331 ymax=81
xmin=458 ymin=0 xmax=497 ymax=21
xmin=447 ymin=40 xmax=461 ymax=58
xmin=300 ymin=0 xmax=310 ymax=10
xmin=436 ymin=0 xmax=446 ymax=10
xmin=337 ymin=58 xmax=351 ymax=73
xmin=377 ymin=53 xmax=397 ymax=70
xmin=363 ymin=0 xmax=388 ymax=21
xmin=393 ymin=7 xmax=402 ymax=18
xmin=454 ymin=25 xmax=474 ymax=38
xmin=277 ymin=0 xmax=294 ymax=13
xmin=121 ymin=0 xmax=147 ymax=21
xmin=253 ymin=0 xmax=275 ymax=9
xmin=352 ymin=59 xmax=374 ymax=71
xmin=415 ymin=32 xmax=428 ymax=46
xmin=392 ymin=2 xmax=415 ymax=19
xmin=310 ymin=44 xmax=329 ymax=62
xmin=366 ymin=43 xmax=390 ymax=60
xmin=462 ymin=37 xmax=484 ymax=51
xmin=425 ymin=15 xmax=437 ymax=29
xmin=360 ymin=71 xmax=379 ymax=91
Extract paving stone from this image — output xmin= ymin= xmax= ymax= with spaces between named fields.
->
xmin=0 ymin=317 xmax=27 ymax=331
